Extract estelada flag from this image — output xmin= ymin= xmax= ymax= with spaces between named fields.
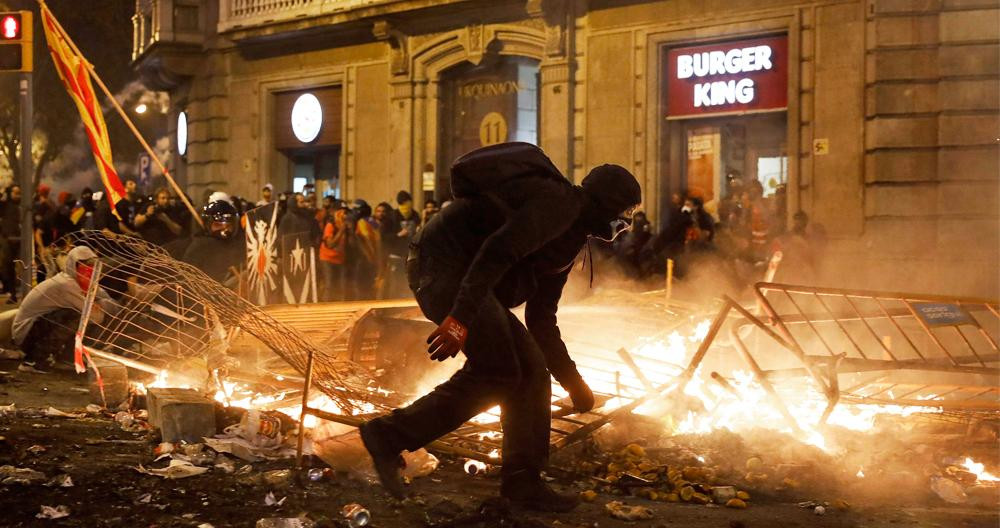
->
xmin=39 ymin=2 xmax=126 ymax=217
xmin=69 ymin=205 xmax=85 ymax=224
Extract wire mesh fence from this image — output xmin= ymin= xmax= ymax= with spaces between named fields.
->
xmin=30 ymin=230 xmax=380 ymax=414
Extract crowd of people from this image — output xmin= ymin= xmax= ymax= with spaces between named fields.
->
xmin=0 ymin=174 xmax=824 ymax=305
xmin=0 ymin=179 xmax=447 ymax=303
xmin=609 ymin=178 xmax=825 ymax=289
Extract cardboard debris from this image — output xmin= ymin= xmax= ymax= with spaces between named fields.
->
xmin=203 ymin=436 xmax=288 ymax=463
xmin=136 ymin=459 xmax=210 ymax=479
xmin=256 ymin=519 xmax=315 ymax=528
xmin=930 ymin=476 xmax=968 ymax=504
xmin=36 ymin=505 xmax=70 ymax=519
xmin=43 ymin=474 xmax=73 ymax=488
xmin=0 ymin=465 xmax=47 ymax=485
xmin=264 ymin=491 xmax=287 ymax=507
xmin=213 ymin=455 xmax=236 ymax=474
xmin=311 ymin=422 xmax=438 ymax=481
xmin=43 ymin=406 xmax=84 ymax=419
xmin=604 ymin=500 xmax=654 ymax=521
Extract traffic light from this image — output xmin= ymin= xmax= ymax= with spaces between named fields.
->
xmin=0 ymin=11 xmax=31 ymax=72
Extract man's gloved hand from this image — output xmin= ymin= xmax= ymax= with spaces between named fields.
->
xmin=561 ymin=373 xmax=595 ymax=413
xmin=427 ymin=316 xmax=468 ymax=361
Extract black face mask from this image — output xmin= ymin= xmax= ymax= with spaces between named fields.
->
xmin=588 ymin=205 xmax=637 ymax=243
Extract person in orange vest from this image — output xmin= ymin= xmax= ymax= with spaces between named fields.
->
xmin=318 ymin=201 xmax=348 ymax=302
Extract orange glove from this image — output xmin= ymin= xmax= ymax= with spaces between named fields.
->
xmin=427 ymin=316 xmax=468 ymax=361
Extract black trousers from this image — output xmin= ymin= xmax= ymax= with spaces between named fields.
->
xmin=19 ymin=308 xmax=79 ymax=365
xmin=0 ymin=238 xmax=17 ymax=296
xmin=365 ymin=250 xmax=552 ymax=480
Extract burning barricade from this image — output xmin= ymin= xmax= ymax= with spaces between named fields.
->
xmin=6 ymin=231 xmax=996 ymax=525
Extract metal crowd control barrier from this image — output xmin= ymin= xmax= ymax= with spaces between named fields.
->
xmin=286 ymin=300 xmax=709 ymax=466
xmin=680 ymin=282 xmax=999 ymax=430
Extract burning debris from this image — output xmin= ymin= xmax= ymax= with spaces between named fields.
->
xmin=0 ymin=231 xmax=996 ymax=526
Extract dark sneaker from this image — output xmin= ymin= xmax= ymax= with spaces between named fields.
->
xmin=501 ymin=471 xmax=580 ymax=512
xmin=358 ymin=421 xmax=405 ymax=499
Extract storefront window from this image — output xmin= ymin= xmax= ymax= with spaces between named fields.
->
xmin=292 ymin=149 xmax=340 ymax=198
xmin=680 ymin=112 xmax=786 ymax=217
xmin=756 ymin=155 xmax=787 ymax=197
xmin=274 ymin=86 xmax=343 ymax=195
xmin=664 ymin=35 xmax=789 ymax=222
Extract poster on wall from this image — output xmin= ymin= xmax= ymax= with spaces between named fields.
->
xmin=666 ymin=35 xmax=788 ymax=119
xmin=686 ymin=130 xmax=721 ymax=203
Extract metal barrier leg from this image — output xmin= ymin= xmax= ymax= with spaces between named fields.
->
xmin=295 ymin=348 xmax=316 ymax=468
xmin=730 ymin=325 xmax=803 ymax=435
xmin=677 ymin=301 xmax=732 ymax=392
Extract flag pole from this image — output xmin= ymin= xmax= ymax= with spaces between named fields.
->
xmin=37 ymin=0 xmax=204 ymax=229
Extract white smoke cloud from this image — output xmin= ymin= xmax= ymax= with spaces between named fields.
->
xmin=41 ymin=80 xmax=170 ymax=195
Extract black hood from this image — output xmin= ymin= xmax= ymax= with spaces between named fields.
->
xmin=580 ymin=164 xmax=642 ymax=239
xmin=581 ymin=164 xmax=641 ymax=214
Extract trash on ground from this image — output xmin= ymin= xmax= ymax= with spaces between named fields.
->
xmin=0 ymin=465 xmax=47 ymax=485
xmin=136 ymin=459 xmax=210 ymax=479
xmin=604 ymin=500 xmax=654 ymax=521
xmin=264 ymin=491 xmax=287 ymax=507
xmin=43 ymin=474 xmax=73 ymax=488
xmin=36 ymin=505 xmax=70 ymax=519
xmin=256 ymin=518 xmax=316 ymax=528
xmin=341 ymin=503 xmax=370 ymax=527
xmin=43 ymin=406 xmax=84 ymax=419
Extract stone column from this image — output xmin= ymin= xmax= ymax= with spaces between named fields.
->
xmin=529 ymin=0 xmax=574 ymax=177
xmin=539 ymin=60 xmax=572 ymax=176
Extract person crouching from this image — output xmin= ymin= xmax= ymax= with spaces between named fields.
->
xmin=11 ymin=246 xmax=119 ymax=372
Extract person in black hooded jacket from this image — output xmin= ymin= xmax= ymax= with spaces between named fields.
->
xmin=360 ymin=143 xmax=641 ymax=512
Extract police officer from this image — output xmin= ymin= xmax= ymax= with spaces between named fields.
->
xmin=181 ymin=199 xmax=244 ymax=286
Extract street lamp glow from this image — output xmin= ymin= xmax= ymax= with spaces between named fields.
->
xmin=134 ymin=103 xmax=148 ymax=114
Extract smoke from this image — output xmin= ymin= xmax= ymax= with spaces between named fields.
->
xmin=40 ymin=80 xmax=170 ymax=195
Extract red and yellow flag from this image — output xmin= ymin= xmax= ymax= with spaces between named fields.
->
xmin=40 ymin=3 xmax=125 ymax=216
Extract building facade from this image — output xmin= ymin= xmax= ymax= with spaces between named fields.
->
xmin=132 ymin=0 xmax=999 ymax=297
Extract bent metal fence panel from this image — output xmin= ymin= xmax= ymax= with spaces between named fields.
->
xmin=51 ymin=231 xmax=376 ymax=413
xmin=681 ymin=282 xmax=999 ymax=427
xmin=45 ymin=232 xmax=680 ymax=465
xmin=753 ymin=282 xmax=999 ymax=415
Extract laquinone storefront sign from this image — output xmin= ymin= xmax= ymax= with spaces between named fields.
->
xmin=666 ymin=35 xmax=788 ymax=118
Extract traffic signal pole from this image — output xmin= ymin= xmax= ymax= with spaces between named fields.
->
xmin=18 ymin=71 xmax=32 ymax=297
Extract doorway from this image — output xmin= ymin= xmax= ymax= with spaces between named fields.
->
xmin=437 ymin=55 xmax=540 ymax=200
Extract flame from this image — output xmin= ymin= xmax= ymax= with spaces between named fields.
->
xmin=856 ymin=468 xmax=865 ymax=478
xmin=131 ymin=370 xmax=190 ymax=395
xmin=400 ymin=315 xmax=936 ymax=453
xmin=127 ymin=304 xmax=949 ymax=457
xmin=963 ymin=457 xmax=1000 ymax=482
